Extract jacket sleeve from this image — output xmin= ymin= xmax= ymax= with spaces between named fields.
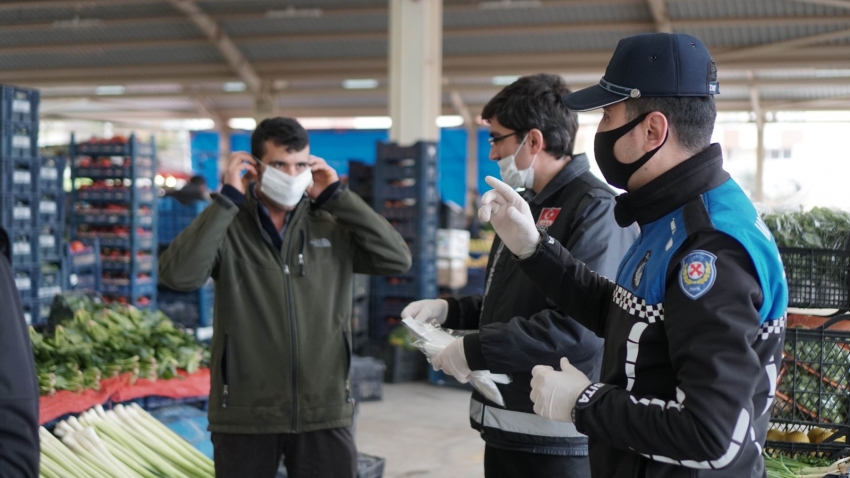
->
xmin=0 ymin=255 xmax=39 ymax=478
xmin=443 ymin=294 xmax=483 ymax=330
xmin=514 ymin=231 xmax=618 ymax=338
xmin=320 ymin=184 xmax=412 ymax=276
xmin=464 ymin=195 xmax=628 ymax=373
xmin=573 ymin=232 xmax=765 ymax=469
xmin=159 ymin=193 xmax=240 ymax=291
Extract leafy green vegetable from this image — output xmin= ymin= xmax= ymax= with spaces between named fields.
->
xmin=32 ymin=294 xmax=209 ymax=396
xmin=762 ymin=207 xmax=850 ymax=250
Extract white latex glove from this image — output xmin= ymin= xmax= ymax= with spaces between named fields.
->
xmin=401 ymin=299 xmax=449 ymax=325
xmin=478 ymin=176 xmax=540 ymax=259
xmin=530 ymin=357 xmax=592 ymax=422
xmin=432 ymin=337 xmax=471 ymax=383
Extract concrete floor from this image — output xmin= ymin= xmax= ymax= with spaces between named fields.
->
xmin=355 ymin=382 xmax=485 ymax=478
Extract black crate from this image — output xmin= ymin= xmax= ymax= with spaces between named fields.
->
xmin=387 ymin=217 xmax=438 ymax=240
xmin=0 ymin=192 xmax=35 ymax=230
xmin=157 ymin=281 xmax=214 ymax=328
xmin=9 ymin=228 xmax=36 ymax=267
xmin=362 ymin=340 xmax=428 ymax=383
xmin=37 ymin=222 xmax=63 ymax=261
xmin=1 ymin=122 xmax=38 ymax=158
xmin=379 ymin=202 xmax=438 ymax=221
xmin=774 ymin=314 xmax=850 ymax=429
xmin=764 ymin=421 xmax=850 ymax=460
xmin=1 ymin=157 xmax=35 ymax=193
xmin=780 ymin=247 xmax=850 ymax=310
xmin=352 ymin=296 xmax=369 ymax=335
xmin=350 ymin=355 xmax=386 ymax=402
xmin=1 ymin=85 xmax=39 ymax=123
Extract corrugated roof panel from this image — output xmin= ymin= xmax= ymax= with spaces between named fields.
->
xmin=712 ymin=85 xmax=749 ymax=102
xmin=198 ymin=0 xmax=385 ymax=15
xmin=0 ymin=20 xmax=201 ymax=47
xmin=759 ymin=84 xmax=850 ymax=101
xmin=0 ymin=45 xmax=222 ymax=70
xmin=240 ymin=39 xmax=386 ymax=60
xmin=445 ymin=29 xmax=644 ymax=56
xmin=102 ymin=97 xmax=197 ymax=110
xmin=0 ymin=2 xmax=176 ymax=26
xmin=210 ymin=96 xmax=254 ymax=110
xmin=681 ymin=23 xmax=850 ymax=47
xmin=668 ymin=0 xmax=849 ymax=20
xmin=222 ymin=13 xmax=386 ymax=37
xmin=278 ymin=93 xmax=386 ymax=108
xmin=445 ymin=2 xmax=650 ymax=28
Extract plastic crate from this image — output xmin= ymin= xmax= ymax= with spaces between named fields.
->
xmin=67 ymin=241 xmax=100 ymax=269
xmin=774 ymin=314 xmax=850 ymax=427
xmin=353 ymin=273 xmax=370 ymax=300
xmin=350 ymin=355 xmax=386 ymax=402
xmin=88 ymin=234 xmax=154 ymax=250
xmin=764 ymin=422 xmax=850 ymax=460
xmin=9 ymin=228 xmax=36 ymax=267
xmin=362 ymin=340 xmax=428 ymax=383
xmin=1 ymin=85 xmax=39 ymax=123
xmin=372 ymin=276 xmax=437 ymax=300
xmin=1 ymin=157 xmax=35 ymax=193
xmin=38 ymin=261 xmax=64 ymax=301
xmin=37 ymin=157 xmax=65 ymax=192
xmin=12 ymin=266 xmax=36 ymax=297
xmin=378 ymin=202 xmax=439 ymax=221
xmin=36 ymin=191 xmax=64 ymax=225
xmin=157 ymin=197 xmax=208 ymax=245
xmin=157 ymin=281 xmax=215 ymax=328
xmin=69 ymin=270 xmax=101 ymax=292
xmin=459 ymin=267 xmax=487 ymax=297
xmin=376 ymin=141 xmax=437 ymax=164
xmin=21 ymin=299 xmax=34 ymax=325
xmin=1 ymin=122 xmax=38 ymax=157
xmin=101 ymin=254 xmax=155 ymax=273
xmin=100 ymin=278 xmax=156 ymax=296
xmin=0 ymin=192 xmax=34 ymax=229
xmin=356 ymin=454 xmax=386 ymax=478
xmin=77 ymin=211 xmax=153 ymax=227
xmin=77 ymin=187 xmax=155 ymax=203
xmin=74 ymin=140 xmax=154 ymax=158
xmin=37 ymin=222 xmax=63 ymax=261
xmin=352 ymin=296 xmax=369 ymax=335
xmin=388 ymin=217 xmax=438 ymax=240
xmin=780 ymin=247 xmax=850 ymax=310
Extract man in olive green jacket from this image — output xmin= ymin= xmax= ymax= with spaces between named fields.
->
xmin=159 ymin=118 xmax=411 ymax=478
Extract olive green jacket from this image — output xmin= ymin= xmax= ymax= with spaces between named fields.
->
xmin=159 ymin=184 xmax=411 ymax=433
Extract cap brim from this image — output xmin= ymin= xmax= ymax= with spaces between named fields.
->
xmin=562 ymin=84 xmax=628 ymax=112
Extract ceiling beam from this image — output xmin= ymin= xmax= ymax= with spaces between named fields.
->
xmin=791 ymin=0 xmax=850 ymax=9
xmin=715 ymin=27 xmax=850 ymax=62
xmin=167 ymin=0 xmax=261 ymax=93
xmin=646 ymin=0 xmax=673 ymax=33
xmin=191 ymin=96 xmax=225 ymax=129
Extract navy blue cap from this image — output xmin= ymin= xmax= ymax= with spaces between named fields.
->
xmin=562 ymin=33 xmax=719 ymax=112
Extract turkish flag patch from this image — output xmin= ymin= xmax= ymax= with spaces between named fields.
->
xmin=537 ymin=207 xmax=561 ymax=227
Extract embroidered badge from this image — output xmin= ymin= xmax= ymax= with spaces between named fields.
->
xmin=679 ymin=250 xmax=717 ymax=300
xmin=633 ymin=251 xmax=651 ymax=289
xmin=537 ymin=207 xmax=561 ymax=227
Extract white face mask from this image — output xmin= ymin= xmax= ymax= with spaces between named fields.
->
xmin=258 ymin=163 xmax=313 ymax=208
xmin=497 ymin=134 xmax=537 ymax=189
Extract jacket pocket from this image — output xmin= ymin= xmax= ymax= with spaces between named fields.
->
xmin=342 ymin=331 xmax=352 ymax=402
xmin=221 ymin=333 xmax=230 ymax=408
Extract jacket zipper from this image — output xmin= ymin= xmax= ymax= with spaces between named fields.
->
xmin=284 ymin=263 xmax=299 ymax=431
xmin=479 ymin=241 xmax=506 ymax=322
xmin=221 ymin=333 xmax=229 ymax=408
xmin=343 ymin=331 xmax=352 ymax=403
xmin=298 ymin=230 xmax=306 ymax=277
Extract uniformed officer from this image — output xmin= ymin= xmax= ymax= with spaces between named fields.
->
xmin=478 ymin=33 xmax=788 ymax=478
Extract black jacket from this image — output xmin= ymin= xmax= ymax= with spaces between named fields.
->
xmin=517 ymin=145 xmax=788 ymax=477
xmin=0 ymin=228 xmax=40 ymax=478
xmin=443 ymin=154 xmax=638 ymax=456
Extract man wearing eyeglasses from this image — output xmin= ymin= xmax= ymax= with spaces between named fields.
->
xmin=402 ymin=74 xmax=637 ymax=478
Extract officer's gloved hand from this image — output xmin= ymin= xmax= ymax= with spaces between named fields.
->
xmin=530 ymin=357 xmax=592 ymax=422
xmin=432 ymin=337 xmax=471 ymax=383
xmin=401 ymin=299 xmax=449 ymax=325
xmin=478 ymin=176 xmax=540 ymax=259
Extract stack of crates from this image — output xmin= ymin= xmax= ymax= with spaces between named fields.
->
xmin=65 ymin=239 xmax=102 ymax=293
xmin=370 ymin=141 xmax=439 ymax=340
xmin=352 ymin=274 xmax=370 ymax=353
xmin=347 ymin=161 xmax=374 ymax=207
xmin=35 ymin=156 xmax=66 ymax=319
xmin=157 ymin=196 xmax=209 ymax=246
xmin=70 ymin=134 xmax=158 ymax=309
xmin=0 ymin=84 xmax=46 ymax=324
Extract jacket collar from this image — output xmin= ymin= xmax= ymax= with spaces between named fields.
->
xmin=529 ymin=153 xmax=590 ymax=206
xmin=613 ymin=143 xmax=730 ymax=227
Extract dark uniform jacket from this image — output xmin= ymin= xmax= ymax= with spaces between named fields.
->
xmin=443 ymin=154 xmax=638 ymax=456
xmin=517 ymin=144 xmax=788 ymax=477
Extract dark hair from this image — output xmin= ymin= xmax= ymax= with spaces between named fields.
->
xmin=624 ymin=60 xmax=718 ymax=154
xmin=481 ymin=73 xmax=578 ymax=159
xmin=188 ymin=175 xmax=207 ymax=187
xmin=251 ymin=117 xmax=309 ymax=159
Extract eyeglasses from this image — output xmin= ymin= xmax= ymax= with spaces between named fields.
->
xmin=487 ymin=131 xmax=522 ymax=147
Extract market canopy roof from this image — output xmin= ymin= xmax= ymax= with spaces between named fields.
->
xmin=2 ymin=0 xmax=850 ymax=125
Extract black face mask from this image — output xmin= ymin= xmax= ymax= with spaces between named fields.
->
xmin=594 ymin=112 xmax=668 ymax=191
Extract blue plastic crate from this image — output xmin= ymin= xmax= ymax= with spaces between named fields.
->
xmin=157 ymin=197 xmax=208 ymax=244
xmin=1 ymin=122 xmax=38 ymax=158
xmin=69 ymin=270 xmax=101 ymax=292
xmin=9 ymin=228 xmax=36 ymax=267
xmin=374 ymin=181 xmax=438 ymax=203
xmin=37 ymin=222 xmax=63 ymax=261
xmin=77 ymin=211 xmax=153 ymax=227
xmin=158 ymin=281 xmax=214 ymax=328
xmin=75 ymin=140 xmax=154 ymax=158
xmin=77 ymin=187 xmax=155 ymax=204
xmin=74 ymin=164 xmax=154 ymax=180
xmin=376 ymin=141 xmax=437 ymax=164
xmin=0 ymin=192 xmax=34 ymax=230
xmin=378 ymin=202 xmax=439 ymax=220
xmin=101 ymin=254 xmax=155 ymax=273
xmin=20 ymin=299 xmax=35 ymax=325
xmin=37 ymin=157 xmax=65 ymax=192
xmin=1 ymin=157 xmax=35 ymax=193
xmin=388 ymin=217 xmax=438 ymax=240
xmin=1 ymin=86 xmax=39 ymax=123
xmin=96 ymin=234 xmax=154 ymax=250
xmin=12 ymin=265 xmax=36 ymax=299
xmin=372 ymin=276 xmax=436 ymax=299
xmin=101 ymin=278 xmax=156 ymax=296
xmin=459 ymin=267 xmax=486 ymax=297
xmin=149 ymin=405 xmax=212 ymax=459
xmin=37 ymin=260 xmax=64 ymax=301
xmin=36 ymin=190 xmax=64 ymax=225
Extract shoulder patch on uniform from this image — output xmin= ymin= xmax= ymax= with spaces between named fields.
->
xmin=679 ymin=250 xmax=717 ymax=300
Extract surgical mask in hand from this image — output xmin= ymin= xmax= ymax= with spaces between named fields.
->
xmin=258 ymin=162 xmax=313 ymax=208
xmin=497 ymin=134 xmax=537 ymax=189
